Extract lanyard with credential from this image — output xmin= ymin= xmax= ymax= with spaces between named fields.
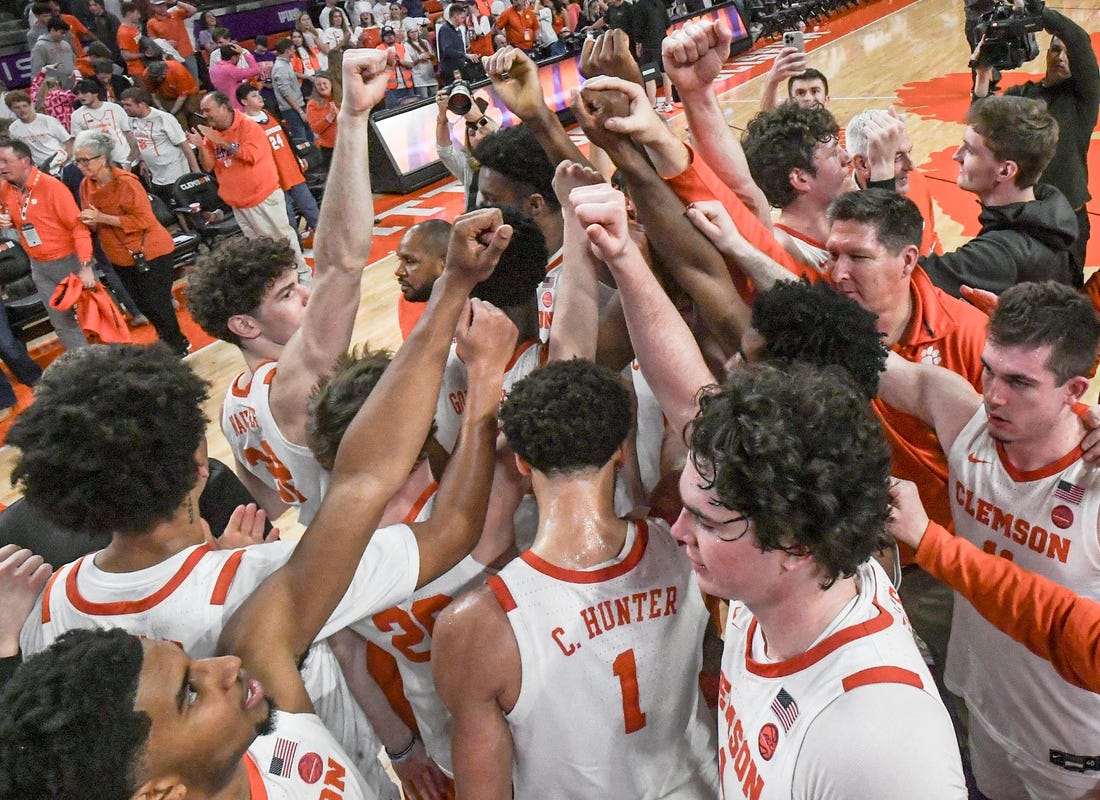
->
xmin=18 ymin=169 xmax=41 ymax=225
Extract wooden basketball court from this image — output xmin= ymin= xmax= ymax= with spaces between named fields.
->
xmin=1 ymin=0 xmax=1097 ymax=530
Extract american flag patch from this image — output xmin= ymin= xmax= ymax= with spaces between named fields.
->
xmin=770 ymin=688 xmax=799 ymax=732
xmin=269 ymin=737 xmax=298 ymax=778
xmin=1055 ymin=480 xmax=1085 ymax=505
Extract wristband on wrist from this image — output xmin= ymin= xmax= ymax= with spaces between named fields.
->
xmin=385 ymin=732 xmax=419 ymax=763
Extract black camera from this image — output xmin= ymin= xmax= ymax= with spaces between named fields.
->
xmin=131 ymin=252 xmax=150 ymax=272
xmin=970 ymin=0 xmax=1044 ymax=71
xmin=447 ymin=73 xmax=473 ymax=115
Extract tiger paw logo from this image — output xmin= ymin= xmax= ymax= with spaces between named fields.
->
xmin=920 ymin=346 xmax=942 ymax=366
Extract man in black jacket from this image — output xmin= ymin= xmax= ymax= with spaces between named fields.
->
xmin=973 ymin=6 xmax=1098 ymax=285
xmin=921 ymin=95 xmax=1077 ymax=297
xmin=438 ymin=3 xmax=480 ymax=83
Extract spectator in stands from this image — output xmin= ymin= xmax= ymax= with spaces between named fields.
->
xmin=290 ymin=29 xmax=327 ymax=83
xmin=320 ymin=8 xmax=356 ymax=53
xmin=117 ymin=2 xmax=145 ymax=77
xmin=378 ymin=26 xmax=418 ymax=109
xmin=120 ymin=86 xmax=199 ymax=205
xmin=0 ymin=137 xmax=92 ymax=351
xmin=146 ymin=0 xmax=199 ymax=80
xmin=209 ymin=43 xmax=262 ymax=111
xmin=436 ymin=92 xmax=497 ymax=210
xmin=205 ymin=28 xmax=235 ymax=70
xmin=73 ymin=130 xmax=189 ymax=356
xmin=30 ymin=18 xmax=79 ymax=91
xmin=760 ymin=47 xmax=830 ymax=111
xmin=405 ymin=26 xmax=438 ymax=98
xmin=354 ymin=10 xmax=384 ymax=48
xmin=438 ymin=3 xmax=480 ymax=82
xmin=306 ymin=74 xmax=339 ymax=167
xmin=82 ymin=0 xmax=122 ymax=63
xmin=4 ymin=90 xmax=73 ymax=177
xmin=272 ymin=38 xmax=313 ymax=143
xmin=70 ymin=78 xmax=139 ymax=167
xmin=296 ymin=13 xmax=333 ymax=69
xmin=143 ymin=58 xmax=202 ymax=129
xmin=495 ymin=0 xmax=540 ymax=52
xmin=251 ymin=35 xmax=278 ymax=109
xmin=93 ymin=58 xmax=133 ymax=104
xmin=28 ymin=70 xmax=77 ymax=132
xmin=185 ymin=92 xmax=310 ymax=284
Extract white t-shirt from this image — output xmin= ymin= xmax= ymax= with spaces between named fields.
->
xmin=9 ymin=113 xmax=71 ymax=171
xmin=70 ymin=102 xmax=133 ymax=165
xmin=129 ymin=107 xmax=191 ymax=186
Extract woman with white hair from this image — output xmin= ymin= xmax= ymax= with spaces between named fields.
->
xmin=72 ymin=130 xmax=189 ymax=356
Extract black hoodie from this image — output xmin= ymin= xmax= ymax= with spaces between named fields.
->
xmin=920 ymin=183 xmax=1077 ymax=297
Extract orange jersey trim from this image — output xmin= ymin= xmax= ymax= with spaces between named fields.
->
xmin=841 ymin=665 xmax=924 ymax=692
xmin=210 ymin=549 xmax=246 ymax=605
xmin=520 ymin=520 xmax=650 ymax=584
xmin=64 ymin=545 xmax=214 ymax=616
xmin=243 ymin=753 xmax=269 ymax=799
xmin=40 ymin=568 xmax=64 ymax=623
xmin=488 ymin=574 xmax=517 ymax=612
xmin=994 ymin=403 xmax=1088 ymax=483
xmin=403 ymin=482 xmax=439 ymax=525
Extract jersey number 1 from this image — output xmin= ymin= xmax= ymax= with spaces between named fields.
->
xmin=612 ymin=649 xmax=647 ymax=734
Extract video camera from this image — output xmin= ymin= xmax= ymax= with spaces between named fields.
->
xmin=969 ymin=0 xmax=1045 ymax=71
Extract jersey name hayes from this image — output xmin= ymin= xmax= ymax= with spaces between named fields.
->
xmin=551 ymin=585 xmax=679 ymax=657
xmin=227 ymin=405 xmax=260 ymax=436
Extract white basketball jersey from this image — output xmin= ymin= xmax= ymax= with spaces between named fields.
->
xmin=536 ymin=256 xmax=619 ymax=345
xmin=247 ymin=711 xmax=372 ymax=799
xmin=718 ymin=560 xmax=943 ymax=799
xmin=630 ymin=359 xmax=666 ymax=496
xmin=489 ymin=519 xmax=719 ymax=799
xmin=947 ymin=406 xmax=1100 ymax=778
xmin=222 ymin=361 xmax=327 ymax=524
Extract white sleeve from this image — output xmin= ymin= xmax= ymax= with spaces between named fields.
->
xmin=69 ymin=110 xmax=86 ymax=136
xmin=52 ymin=115 xmax=73 ymax=142
xmin=117 ymin=107 xmax=131 ymax=132
xmin=163 ymin=113 xmax=187 ymax=146
xmin=432 ymin=347 xmax=465 ymax=454
xmin=792 ymin=684 xmax=967 ymax=800
xmin=18 ymin=592 xmax=47 ymax=657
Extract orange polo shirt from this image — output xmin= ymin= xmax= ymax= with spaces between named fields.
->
xmin=496 ymin=5 xmax=538 ymax=48
xmin=79 ymin=168 xmax=174 ymax=266
xmin=873 ymin=266 xmax=987 ymax=539
xmin=202 ymin=111 xmax=280 ymax=209
xmin=0 ymin=168 xmax=93 ymax=263
xmin=146 ymin=59 xmax=200 ymax=100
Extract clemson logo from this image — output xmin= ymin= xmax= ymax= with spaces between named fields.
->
xmin=920 ymin=346 xmax=942 ymax=366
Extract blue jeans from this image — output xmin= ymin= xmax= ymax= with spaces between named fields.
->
xmin=285 ymin=181 xmax=320 ymax=231
xmin=280 ymin=107 xmax=313 ymax=144
xmin=0 ymin=299 xmax=42 ymax=408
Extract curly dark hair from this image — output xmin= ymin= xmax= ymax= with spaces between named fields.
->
xmin=7 ymin=344 xmax=209 ymax=536
xmin=470 ymin=206 xmax=548 ymax=308
xmin=501 ymin=358 xmax=632 ymax=475
xmin=185 ymin=236 xmax=298 ymax=346
xmin=474 ymin=124 xmax=561 ymax=210
xmin=308 ymin=347 xmax=393 ymax=471
xmin=989 ymin=281 xmax=1100 ymax=384
xmin=742 ymin=103 xmax=840 ymax=208
xmin=0 ymin=628 xmax=149 ymax=800
xmin=751 ymin=279 xmax=886 ymax=400
xmin=687 ymin=363 xmax=891 ymax=588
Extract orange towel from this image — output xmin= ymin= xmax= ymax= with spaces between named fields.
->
xmin=50 ymin=275 xmax=133 ymax=345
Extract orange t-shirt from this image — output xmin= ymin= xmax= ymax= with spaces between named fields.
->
xmin=872 ymin=266 xmax=987 ymax=540
xmin=79 ymin=168 xmax=175 ymax=266
xmin=496 ymin=5 xmax=538 ymax=49
xmin=118 ymin=23 xmax=144 ymax=76
xmin=306 ymin=98 xmax=339 ymax=149
xmin=253 ymin=113 xmax=306 ymax=191
xmin=147 ymin=8 xmax=195 ymax=58
xmin=202 ymin=112 xmax=280 ymax=209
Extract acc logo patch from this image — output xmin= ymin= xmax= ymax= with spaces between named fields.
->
xmin=1051 ymin=505 xmax=1074 ymax=529
xmin=758 ymin=722 xmax=779 ymax=761
xmin=298 ymin=752 xmax=324 ymax=784
xmin=541 ymin=290 xmax=553 ymax=308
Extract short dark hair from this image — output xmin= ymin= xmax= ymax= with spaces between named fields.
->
xmin=751 ymin=279 xmax=886 ymax=399
xmin=743 ymin=103 xmax=840 ymax=208
xmin=788 ymin=67 xmax=828 ymax=96
xmin=185 ymin=236 xmax=299 ymax=346
xmin=0 ymin=137 xmax=33 ymax=160
xmin=92 ymin=57 xmax=116 ymax=75
xmin=449 ymin=3 xmax=467 ymax=17
xmin=501 ymin=359 xmax=632 ymax=475
xmin=254 ymin=34 xmax=268 ymax=46
xmin=988 ymin=281 xmax=1100 ymax=384
xmin=474 ymin=124 xmax=560 ymax=210
xmin=966 ymin=96 xmax=1058 ymax=188
xmin=470 ymin=206 xmax=548 ymax=307
xmin=827 ymin=189 xmax=923 ymax=253
xmin=75 ymin=77 xmax=106 ymax=98
xmin=236 ymin=82 xmax=259 ymax=105
xmin=688 ymin=363 xmax=892 ymax=588
xmin=46 ymin=16 xmax=70 ymax=31
xmin=31 ymin=1 xmax=53 ymax=15
xmin=307 ymin=347 xmax=394 ymax=471
xmin=275 ymin=37 xmax=295 ymax=53
xmin=0 ymin=629 xmax=149 ymax=800
xmin=8 ymin=345 xmax=209 ymax=536
xmin=120 ymin=1 xmax=138 ymax=14
xmin=219 ymin=43 xmax=238 ymax=61
xmin=211 ymin=26 xmax=231 ymax=40
xmin=120 ymin=86 xmax=152 ymax=106
xmin=410 ymin=218 xmax=452 ymax=258
xmin=87 ymin=41 xmax=113 ymax=61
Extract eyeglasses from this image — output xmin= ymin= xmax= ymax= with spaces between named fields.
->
xmin=466 ymin=117 xmax=492 ymax=133
xmin=74 ymin=155 xmax=104 ymax=166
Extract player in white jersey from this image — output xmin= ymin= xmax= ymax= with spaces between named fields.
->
xmin=0 ymin=122 xmax=517 ymax=799
xmin=571 ymin=181 xmax=965 ymax=798
xmin=434 ymin=359 xmax=720 ymax=799
xmin=185 ymin=43 xmax=381 ymax=527
xmin=879 ymin=281 xmax=1100 ymax=799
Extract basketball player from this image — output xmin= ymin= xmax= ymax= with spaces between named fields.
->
xmin=877 ymin=280 xmax=1100 ymax=800
xmin=0 ymin=202 xmax=515 ymax=799
xmin=433 ymin=359 xmax=720 ymax=799
xmin=185 ymin=48 xmax=382 ymax=526
xmin=579 ymin=183 xmax=965 ymax=797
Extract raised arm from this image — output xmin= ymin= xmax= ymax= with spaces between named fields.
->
xmin=759 ymin=46 xmax=805 ymax=112
xmin=879 ymin=350 xmax=982 ymax=457
xmin=409 ymin=300 xmax=514 ymax=588
xmin=217 ymin=208 xmax=515 ymax=712
xmin=268 ymin=48 xmax=386 ymax=443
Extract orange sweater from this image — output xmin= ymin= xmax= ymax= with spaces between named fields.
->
xmin=0 ymin=168 xmax=93 ymax=263
xmin=306 ymin=98 xmax=339 ymax=149
xmin=202 ymin=111 xmax=280 ymax=209
xmin=79 ymin=168 xmax=174 ymax=266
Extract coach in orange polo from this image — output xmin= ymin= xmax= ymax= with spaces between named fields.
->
xmin=185 ymin=91 xmax=309 ymax=284
xmin=0 ymin=137 xmax=92 ymax=351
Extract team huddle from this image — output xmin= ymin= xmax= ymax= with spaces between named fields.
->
xmin=1 ymin=5 xmax=1099 ymax=799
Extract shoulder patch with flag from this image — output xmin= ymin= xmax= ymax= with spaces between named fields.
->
xmin=269 ymin=737 xmax=298 ymax=778
xmin=1055 ymin=480 xmax=1085 ymax=505
xmin=770 ymin=687 xmax=799 ymax=732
